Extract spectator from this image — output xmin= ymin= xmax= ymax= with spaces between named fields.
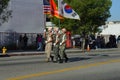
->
xmin=106 ymin=35 xmax=117 ymax=48
xmin=96 ymin=36 xmax=101 ymax=48
xmin=100 ymin=36 xmax=105 ymax=48
xmin=18 ymin=35 xmax=23 ymax=50
xmin=72 ymin=39 xmax=75 ymax=48
xmin=36 ymin=34 xmax=42 ymax=51
xmin=23 ymin=34 xmax=28 ymax=50
xmin=117 ymin=35 xmax=120 ymax=48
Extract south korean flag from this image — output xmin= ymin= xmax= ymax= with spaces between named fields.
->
xmin=58 ymin=0 xmax=80 ymax=20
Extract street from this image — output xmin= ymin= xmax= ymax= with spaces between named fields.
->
xmin=0 ymin=50 xmax=120 ymax=80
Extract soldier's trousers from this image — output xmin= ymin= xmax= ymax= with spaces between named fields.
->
xmin=59 ymin=46 xmax=67 ymax=60
xmin=53 ymin=45 xmax=60 ymax=61
xmin=45 ymin=43 xmax=52 ymax=59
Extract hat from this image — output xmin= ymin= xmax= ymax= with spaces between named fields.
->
xmin=54 ymin=27 xmax=59 ymax=31
xmin=48 ymin=27 xmax=52 ymax=31
xmin=62 ymin=28 xmax=67 ymax=32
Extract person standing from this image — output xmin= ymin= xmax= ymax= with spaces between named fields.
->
xmin=36 ymin=34 xmax=42 ymax=51
xmin=23 ymin=34 xmax=28 ymax=50
xmin=59 ymin=28 xmax=68 ymax=63
xmin=44 ymin=27 xmax=53 ymax=62
xmin=117 ymin=35 xmax=120 ymax=48
xmin=18 ymin=35 xmax=24 ymax=50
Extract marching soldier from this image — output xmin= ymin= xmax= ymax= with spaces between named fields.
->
xmin=59 ymin=28 xmax=68 ymax=63
xmin=44 ymin=27 xmax=53 ymax=62
xmin=52 ymin=27 xmax=61 ymax=62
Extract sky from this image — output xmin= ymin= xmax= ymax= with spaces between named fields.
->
xmin=108 ymin=0 xmax=120 ymax=21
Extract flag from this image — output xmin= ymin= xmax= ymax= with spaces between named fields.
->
xmin=43 ymin=0 xmax=51 ymax=14
xmin=50 ymin=0 xmax=63 ymax=19
xmin=58 ymin=0 xmax=80 ymax=20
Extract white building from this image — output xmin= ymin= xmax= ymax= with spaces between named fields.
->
xmin=0 ymin=0 xmax=45 ymax=33
xmin=100 ymin=21 xmax=120 ymax=38
xmin=0 ymin=0 xmax=45 ymax=47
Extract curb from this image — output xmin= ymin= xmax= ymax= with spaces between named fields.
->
xmin=0 ymin=48 xmax=120 ymax=57
xmin=0 ymin=51 xmax=45 ymax=57
xmin=0 ymin=54 xmax=10 ymax=57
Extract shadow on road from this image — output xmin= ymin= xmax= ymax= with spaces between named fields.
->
xmin=68 ymin=57 xmax=91 ymax=62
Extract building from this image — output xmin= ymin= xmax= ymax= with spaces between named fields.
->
xmin=100 ymin=21 xmax=120 ymax=43
xmin=0 ymin=0 xmax=45 ymax=48
xmin=101 ymin=21 xmax=120 ymax=37
xmin=0 ymin=0 xmax=45 ymax=33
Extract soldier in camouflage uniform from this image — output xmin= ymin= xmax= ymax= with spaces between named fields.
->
xmin=52 ymin=27 xmax=61 ymax=62
xmin=59 ymin=28 xmax=68 ymax=63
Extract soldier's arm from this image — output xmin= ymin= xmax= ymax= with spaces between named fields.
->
xmin=46 ymin=34 xmax=53 ymax=43
xmin=55 ymin=35 xmax=60 ymax=44
xmin=61 ymin=34 xmax=67 ymax=45
xmin=48 ymin=38 xmax=52 ymax=43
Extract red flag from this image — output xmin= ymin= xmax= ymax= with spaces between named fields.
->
xmin=50 ymin=0 xmax=63 ymax=19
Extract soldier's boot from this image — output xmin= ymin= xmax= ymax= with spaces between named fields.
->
xmin=46 ymin=58 xmax=50 ymax=62
xmin=64 ymin=54 xmax=68 ymax=63
xmin=54 ymin=54 xmax=60 ymax=63
xmin=50 ymin=55 xmax=54 ymax=62
xmin=59 ymin=59 xmax=63 ymax=63
xmin=65 ymin=57 xmax=68 ymax=63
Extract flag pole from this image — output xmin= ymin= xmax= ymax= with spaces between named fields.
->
xmin=43 ymin=0 xmax=47 ymax=29
xmin=58 ymin=0 xmax=61 ymax=28
xmin=58 ymin=17 xmax=60 ymax=28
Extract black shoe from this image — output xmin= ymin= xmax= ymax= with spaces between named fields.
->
xmin=53 ymin=60 xmax=58 ymax=63
xmin=53 ymin=58 xmax=58 ymax=63
xmin=65 ymin=58 xmax=68 ymax=63
xmin=50 ymin=56 xmax=54 ymax=62
xmin=59 ymin=59 xmax=63 ymax=63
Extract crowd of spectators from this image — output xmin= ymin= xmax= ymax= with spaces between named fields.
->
xmin=17 ymin=33 xmax=120 ymax=51
xmin=73 ymin=34 xmax=120 ymax=49
xmin=18 ymin=34 xmax=45 ymax=51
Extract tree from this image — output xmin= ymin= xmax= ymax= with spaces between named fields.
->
xmin=52 ymin=0 xmax=112 ymax=35
xmin=0 ymin=0 xmax=11 ymax=26
xmin=78 ymin=0 xmax=112 ymax=34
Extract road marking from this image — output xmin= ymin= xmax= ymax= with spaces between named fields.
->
xmin=7 ymin=59 xmax=120 ymax=80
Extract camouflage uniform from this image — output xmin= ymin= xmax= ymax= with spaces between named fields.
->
xmin=53 ymin=32 xmax=61 ymax=62
xmin=59 ymin=32 xmax=68 ymax=63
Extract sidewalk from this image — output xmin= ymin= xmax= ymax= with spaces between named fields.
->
xmin=0 ymin=48 xmax=119 ymax=57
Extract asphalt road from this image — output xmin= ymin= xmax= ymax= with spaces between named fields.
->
xmin=0 ymin=50 xmax=120 ymax=80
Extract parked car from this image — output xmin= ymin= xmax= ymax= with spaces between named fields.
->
xmin=72 ymin=35 xmax=81 ymax=47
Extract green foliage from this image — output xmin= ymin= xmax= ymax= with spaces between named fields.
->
xmin=0 ymin=0 xmax=11 ymax=26
xmin=52 ymin=0 xmax=112 ymax=35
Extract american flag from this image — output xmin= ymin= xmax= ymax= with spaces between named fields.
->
xmin=43 ymin=0 xmax=51 ymax=14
